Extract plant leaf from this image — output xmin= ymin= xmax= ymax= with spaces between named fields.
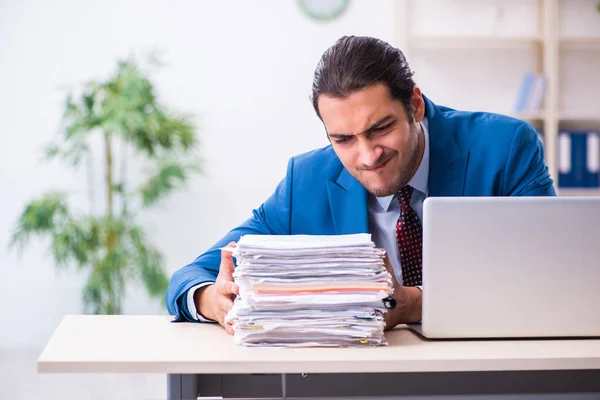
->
xmin=138 ymin=160 xmax=201 ymax=207
xmin=50 ymin=217 xmax=103 ymax=269
xmin=127 ymin=225 xmax=169 ymax=300
xmin=83 ymin=270 xmax=103 ymax=314
xmin=10 ymin=192 xmax=70 ymax=253
xmin=44 ymin=138 xmax=89 ymax=167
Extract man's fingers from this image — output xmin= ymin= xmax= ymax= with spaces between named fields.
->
xmin=220 ymin=241 xmax=237 ymax=276
xmin=229 ymin=282 xmax=239 ymax=295
xmin=218 ymin=281 xmax=239 ymax=296
xmin=380 ymin=248 xmax=399 ymax=287
xmin=225 ymin=321 xmax=234 ymax=335
xmin=217 ymin=317 xmax=234 ymax=336
xmin=218 ymin=241 xmax=237 ymax=335
xmin=381 ymin=250 xmax=392 ymax=269
xmin=218 ymin=297 xmax=235 ymax=335
xmin=219 ymin=296 xmax=234 ymax=316
xmin=214 ymin=297 xmax=234 ymax=332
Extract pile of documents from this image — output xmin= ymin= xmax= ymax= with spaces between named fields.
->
xmin=225 ymin=233 xmax=393 ymax=347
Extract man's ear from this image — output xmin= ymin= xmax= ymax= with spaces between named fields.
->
xmin=411 ymin=86 xmax=425 ymax=123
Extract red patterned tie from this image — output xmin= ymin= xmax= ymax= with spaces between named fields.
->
xmin=395 ymin=185 xmax=423 ymax=286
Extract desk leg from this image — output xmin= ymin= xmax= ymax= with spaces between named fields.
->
xmin=167 ymin=374 xmax=200 ymax=400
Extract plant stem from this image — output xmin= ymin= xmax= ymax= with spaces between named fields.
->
xmin=105 ymin=132 xmax=113 ymax=220
xmin=120 ymin=141 xmax=128 ymax=216
xmin=105 ymin=132 xmax=116 ymax=251
xmin=87 ymin=153 xmax=95 ymax=215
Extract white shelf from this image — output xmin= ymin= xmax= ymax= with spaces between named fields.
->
xmin=558 ymin=188 xmax=600 ymax=197
xmin=559 ymin=36 xmax=600 ymax=45
xmin=408 ymin=36 xmax=543 ymax=49
xmin=559 ymin=112 xmax=600 ymax=122
xmin=511 ymin=111 xmax=600 ymax=124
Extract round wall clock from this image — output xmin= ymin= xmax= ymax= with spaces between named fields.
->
xmin=297 ymin=0 xmax=351 ymax=21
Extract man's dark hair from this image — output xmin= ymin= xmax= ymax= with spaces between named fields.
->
xmin=311 ymin=36 xmax=416 ymax=121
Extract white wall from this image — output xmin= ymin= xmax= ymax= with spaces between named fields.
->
xmin=1 ymin=0 xmax=598 ymax=350
xmin=0 ymin=0 xmax=397 ymax=349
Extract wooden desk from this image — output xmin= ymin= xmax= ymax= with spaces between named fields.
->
xmin=38 ymin=315 xmax=600 ymax=399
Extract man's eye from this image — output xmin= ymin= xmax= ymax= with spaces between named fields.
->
xmin=373 ymin=123 xmax=393 ymax=133
xmin=335 ymin=137 xmax=351 ymax=144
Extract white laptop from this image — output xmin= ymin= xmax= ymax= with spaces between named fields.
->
xmin=410 ymin=196 xmax=600 ymax=339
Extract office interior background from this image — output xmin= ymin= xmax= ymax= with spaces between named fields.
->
xmin=1 ymin=0 xmax=599 ymax=399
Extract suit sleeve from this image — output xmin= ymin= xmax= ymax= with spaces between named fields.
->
xmin=166 ymin=157 xmax=294 ymax=321
xmin=502 ymin=122 xmax=557 ymax=196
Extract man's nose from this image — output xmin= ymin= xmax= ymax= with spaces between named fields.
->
xmin=357 ymin=139 xmax=384 ymax=168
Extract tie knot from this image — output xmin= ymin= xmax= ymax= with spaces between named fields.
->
xmin=398 ymin=185 xmax=413 ymax=212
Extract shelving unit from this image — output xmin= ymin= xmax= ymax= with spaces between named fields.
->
xmin=394 ymin=0 xmax=600 ymax=196
xmin=559 ymin=36 xmax=600 ymax=45
xmin=408 ymin=35 xmax=543 ymax=49
xmin=560 ymin=188 xmax=600 ymax=196
xmin=559 ymin=111 xmax=600 ymax=121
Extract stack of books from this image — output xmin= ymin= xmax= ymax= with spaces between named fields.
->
xmin=225 ymin=233 xmax=393 ymax=347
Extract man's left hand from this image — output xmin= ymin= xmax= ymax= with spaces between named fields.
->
xmin=382 ymin=253 xmax=422 ymax=330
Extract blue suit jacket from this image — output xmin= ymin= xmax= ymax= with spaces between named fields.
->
xmin=166 ymin=96 xmax=556 ymax=321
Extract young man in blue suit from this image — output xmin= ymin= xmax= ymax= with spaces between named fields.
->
xmin=166 ymin=36 xmax=556 ymax=334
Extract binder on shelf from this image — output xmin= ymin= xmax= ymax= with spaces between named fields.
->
xmin=588 ymin=131 xmax=599 ymax=188
xmin=558 ymin=131 xmax=600 ymax=188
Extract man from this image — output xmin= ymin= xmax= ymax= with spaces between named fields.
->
xmin=166 ymin=36 xmax=556 ymax=334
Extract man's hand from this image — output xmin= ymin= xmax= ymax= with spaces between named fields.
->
xmin=194 ymin=242 xmax=239 ymax=335
xmin=382 ymin=253 xmax=422 ymax=330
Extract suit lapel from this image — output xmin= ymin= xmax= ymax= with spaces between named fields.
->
xmin=325 ymin=96 xmax=466 ymax=234
xmin=326 ymin=169 xmax=369 ymax=234
xmin=424 ymin=96 xmax=469 ymax=197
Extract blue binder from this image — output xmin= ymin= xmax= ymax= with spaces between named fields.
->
xmin=558 ymin=131 xmax=600 ymax=188
xmin=587 ymin=131 xmax=599 ymax=188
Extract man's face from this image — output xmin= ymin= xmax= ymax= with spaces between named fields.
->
xmin=318 ymin=83 xmax=425 ymax=197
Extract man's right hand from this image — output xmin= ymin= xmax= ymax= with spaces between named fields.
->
xmin=194 ymin=242 xmax=239 ymax=335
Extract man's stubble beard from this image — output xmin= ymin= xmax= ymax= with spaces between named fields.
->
xmin=357 ymin=123 xmax=421 ymax=197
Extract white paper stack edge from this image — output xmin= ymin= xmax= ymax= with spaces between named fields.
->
xmin=224 ymin=233 xmax=393 ymax=347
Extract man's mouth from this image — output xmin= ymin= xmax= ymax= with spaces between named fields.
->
xmin=364 ymin=155 xmax=392 ymax=172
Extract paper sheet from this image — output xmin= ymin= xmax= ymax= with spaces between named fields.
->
xmin=225 ymin=233 xmax=393 ymax=347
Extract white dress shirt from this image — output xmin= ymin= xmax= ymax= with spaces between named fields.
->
xmin=368 ymin=118 xmax=429 ymax=286
xmin=187 ymin=118 xmax=430 ymax=321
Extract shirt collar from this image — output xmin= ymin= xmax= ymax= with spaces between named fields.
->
xmin=373 ymin=117 xmax=430 ymax=212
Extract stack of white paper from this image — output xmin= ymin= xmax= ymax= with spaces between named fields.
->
xmin=225 ymin=233 xmax=393 ymax=347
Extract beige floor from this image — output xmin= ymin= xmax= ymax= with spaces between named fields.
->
xmin=1 ymin=349 xmax=599 ymax=400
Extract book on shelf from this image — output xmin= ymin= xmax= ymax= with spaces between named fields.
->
xmin=558 ymin=130 xmax=600 ymax=189
xmin=513 ymin=72 xmax=547 ymax=116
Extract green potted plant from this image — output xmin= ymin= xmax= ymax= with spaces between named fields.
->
xmin=10 ymin=56 xmax=201 ymax=314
